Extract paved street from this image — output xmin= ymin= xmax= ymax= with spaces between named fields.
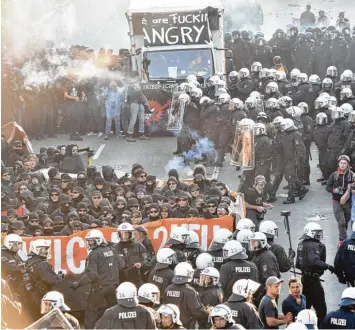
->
xmin=31 ymin=134 xmax=349 ymax=313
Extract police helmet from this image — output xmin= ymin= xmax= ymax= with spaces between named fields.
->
xmin=251 ymin=62 xmax=262 ymax=73
xmin=326 ymin=66 xmax=338 ymax=77
xmin=286 ymin=106 xmax=302 ymax=120
xmin=309 ymin=74 xmax=321 ymax=84
xmin=266 ymin=82 xmax=278 ymax=94
xmin=200 ymin=96 xmax=211 ymax=105
xmin=245 ymin=97 xmax=256 ymax=110
xmin=249 ymin=232 xmax=268 ymax=251
xmin=215 ymin=87 xmax=227 ymax=98
xmin=156 ymin=248 xmax=177 ymax=269
xmin=259 ymin=220 xmax=279 ymax=238
xmin=254 ymin=123 xmax=266 ymax=136
xmin=229 ymin=70 xmax=238 ymax=81
xmin=232 ymin=279 xmax=260 ymax=299
xmin=200 ymin=267 xmax=220 ymax=287
xmin=267 ymin=69 xmax=277 ymax=80
xmin=250 ymin=91 xmax=262 ymax=100
xmin=275 ymin=70 xmax=286 ymax=81
xmin=30 ymin=239 xmax=51 ymax=258
xmin=287 ymin=323 xmax=308 ymax=330
xmin=186 ymin=74 xmax=197 ymax=83
xmin=301 ymin=222 xmax=323 ymax=240
xmin=41 ymin=291 xmax=70 ymax=314
xmin=178 ymin=93 xmax=190 ymax=104
xmin=116 ymin=282 xmax=138 ymax=307
xmin=138 ymin=283 xmax=160 ymax=305
xmin=322 ymin=77 xmax=333 ymax=89
xmin=236 ymin=218 xmax=256 ymax=232
xmin=239 ymin=68 xmax=250 ymax=79
xmin=298 ymin=102 xmax=309 ymax=114
xmin=297 ymin=73 xmax=308 ymax=83
xmin=296 ymin=309 xmax=318 ymax=328
xmin=341 ymin=69 xmax=353 ymax=82
xmin=186 ymin=230 xmax=201 ymax=249
xmin=195 ymin=252 xmax=214 ymax=270
xmin=4 ymin=233 xmax=22 ymax=251
xmin=173 ymin=262 xmax=194 ymax=284
xmin=257 ymin=111 xmax=267 ymax=121
xmin=278 ymin=96 xmax=293 ymax=108
xmin=315 ymin=96 xmax=328 ymax=110
xmin=340 ymin=87 xmax=353 ymax=100
xmin=190 ymin=87 xmax=203 ymax=99
xmin=117 ymin=222 xmax=134 ymax=241
xmin=331 ymin=107 xmax=344 ymax=120
xmin=223 ymin=240 xmax=248 ymax=260
xmin=209 ymin=304 xmax=234 ymax=324
xmin=266 ymin=98 xmax=278 ymax=109
xmin=229 ymin=98 xmax=244 ymax=111
xmin=218 ymin=93 xmax=231 ymax=105
xmin=207 ymin=75 xmax=220 ymax=87
xmin=236 ymin=229 xmax=254 ymax=246
xmin=339 ymin=287 xmax=355 ymax=307
xmin=328 ymin=96 xmax=337 ymax=106
xmin=341 ymin=103 xmax=353 ymax=117
xmin=239 ymin=118 xmax=255 ymax=128
xmin=157 ymin=304 xmax=182 ymax=326
xmin=290 ymin=68 xmax=301 ymax=80
xmin=315 ymin=112 xmax=328 ymax=125
xmin=280 ymin=118 xmax=296 ymax=132
xmin=209 ymin=228 xmax=232 ymax=251
xmin=273 ymin=116 xmax=284 ymax=128
xmin=167 ymin=227 xmax=189 ymax=245
xmin=260 ymin=68 xmax=269 ymax=78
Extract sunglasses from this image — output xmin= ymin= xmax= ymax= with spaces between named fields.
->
xmin=143 ymin=201 xmax=150 ymax=205
xmin=191 ymin=189 xmax=199 ymax=192
xmin=63 ymin=203 xmax=70 ymax=206
xmin=130 ymin=205 xmax=139 ymax=208
xmin=139 ymin=175 xmax=147 ymax=178
xmin=78 ymin=209 xmax=86 ymax=212
xmin=73 ymin=191 xmax=80 ymax=194
xmin=178 ymin=198 xmax=187 ymax=202
xmin=149 ymin=210 xmax=159 ymax=214
xmin=62 ymin=181 xmax=70 ymax=184
xmin=208 ymin=205 xmax=217 ymax=208
xmin=102 ymin=222 xmax=109 ymax=226
xmin=168 ymin=182 xmax=177 ymax=186
xmin=30 ymin=219 xmax=39 ymax=223
xmin=54 ymin=223 xmax=64 ymax=227
xmin=218 ymin=187 xmax=225 ymax=191
xmin=117 ymin=202 xmax=125 ymax=206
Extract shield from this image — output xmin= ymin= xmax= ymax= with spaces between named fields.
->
xmin=1 ymin=121 xmax=33 ymax=156
xmin=25 ymin=308 xmax=74 ymax=330
xmin=230 ymin=124 xmax=243 ymax=166
xmin=255 ymin=99 xmax=264 ymax=113
xmin=167 ymin=91 xmax=185 ymax=131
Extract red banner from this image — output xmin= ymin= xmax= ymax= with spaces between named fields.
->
xmin=18 ymin=216 xmax=233 ymax=275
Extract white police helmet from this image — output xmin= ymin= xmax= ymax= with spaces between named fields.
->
xmin=218 ymin=93 xmax=231 ymax=105
xmin=116 ymin=282 xmax=138 ymax=307
xmin=30 ymin=239 xmax=51 ymax=258
xmin=156 ymin=248 xmax=177 ymax=269
xmin=4 ymin=233 xmax=22 ymax=251
xmin=236 ymin=218 xmax=256 ymax=232
xmin=339 ymin=287 xmax=355 ymax=307
xmin=157 ymin=304 xmax=182 ymax=325
xmin=223 ymin=240 xmax=248 ymax=260
xmin=209 ymin=304 xmax=234 ymax=324
xmin=296 ymin=309 xmax=318 ymax=328
xmin=249 ymin=232 xmax=268 ymax=251
xmin=196 ymin=252 xmax=214 ymax=270
xmin=173 ymin=262 xmax=194 ymax=284
xmin=41 ymin=291 xmax=70 ymax=314
xmin=200 ymin=266 xmax=220 ymax=287
xmin=229 ymin=98 xmax=244 ymax=111
xmin=186 ymin=230 xmax=201 ymax=249
xmin=167 ymin=227 xmax=189 ymax=245
xmin=209 ymin=228 xmax=232 ymax=251
xmin=232 ymin=279 xmax=261 ymax=299
xmin=259 ymin=220 xmax=279 ymax=238
xmin=254 ymin=123 xmax=266 ymax=136
xmin=301 ymin=222 xmax=323 ymax=240
xmin=138 ymin=283 xmax=160 ymax=304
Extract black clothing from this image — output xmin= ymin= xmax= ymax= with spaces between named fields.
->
xmin=268 ymin=240 xmax=293 ymax=273
xmin=148 ymin=265 xmax=174 ymax=297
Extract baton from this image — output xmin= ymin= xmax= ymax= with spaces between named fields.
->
xmin=281 ymin=211 xmax=296 ymax=276
xmin=290 ymin=271 xmax=325 ymax=282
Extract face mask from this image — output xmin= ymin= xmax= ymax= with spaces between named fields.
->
xmin=43 ymin=228 xmax=54 ymax=235
xmin=78 ymin=177 xmax=86 ymax=185
xmin=15 ymin=149 xmax=24 ymax=155
xmin=61 ymin=205 xmax=71 ymax=213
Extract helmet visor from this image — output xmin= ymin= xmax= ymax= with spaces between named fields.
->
xmin=348 ymin=113 xmax=355 ymax=123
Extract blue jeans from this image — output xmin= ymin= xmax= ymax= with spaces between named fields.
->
xmin=105 ymin=104 xmax=121 ymax=135
xmin=128 ymin=103 xmax=145 ymax=135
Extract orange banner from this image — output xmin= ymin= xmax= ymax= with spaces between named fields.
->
xmin=18 ymin=216 xmax=233 ymax=275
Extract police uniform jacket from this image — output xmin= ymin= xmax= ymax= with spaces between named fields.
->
xmin=148 ymin=265 xmax=174 ymax=297
xmin=320 ymin=307 xmax=355 ymax=329
xmin=252 ymin=248 xmax=280 ymax=285
xmin=225 ymin=294 xmax=263 ymax=329
xmin=334 ymin=236 xmax=355 ymax=281
xmin=164 ymin=282 xmax=208 ymax=328
xmin=220 ymin=259 xmax=259 ymax=300
xmin=268 ymin=241 xmax=293 ymax=273
xmin=94 ymin=303 xmax=156 ymax=329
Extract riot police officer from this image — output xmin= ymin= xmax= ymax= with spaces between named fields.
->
xmin=157 ymin=304 xmax=186 ymax=330
xmin=166 ymin=227 xmax=189 ymax=263
xmin=138 ymin=283 xmax=161 ymax=324
xmin=113 ymin=222 xmax=149 ymax=287
xmin=259 ymin=220 xmax=295 ymax=273
xmin=296 ymin=222 xmax=335 ymax=325
xmin=225 ymin=279 xmax=263 ymax=329
xmin=209 ymin=304 xmax=244 ymax=329
xmin=26 ymin=239 xmax=63 ymax=321
xmin=320 ymin=287 xmax=355 ymax=329
xmin=208 ymin=228 xmax=233 ymax=270
xmin=249 ymin=232 xmax=280 ymax=306
xmin=314 ymin=112 xmax=330 ymax=182
xmin=71 ymin=229 xmax=123 ymax=329
xmin=184 ymin=231 xmax=203 ymax=268
xmin=334 ymin=222 xmax=355 ymax=287
xmin=236 ymin=229 xmax=254 ymax=261
xmin=40 ymin=291 xmax=79 ymax=329
xmin=95 ymin=281 xmax=156 ymax=329
xmin=193 ymin=252 xmax=214 ymax=290
xmin=164 ymin=262 xmax=209 ymax=328
xmin=149 ymin=248 xmax=176 ymax=296
xmin=220 ymin=240 xmax=259 ymax=300
xmin=280 ymin=118 xmax=308 ymax=204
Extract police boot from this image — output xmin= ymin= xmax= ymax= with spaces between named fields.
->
xmin=283 ymin=197 xmax=295 ymax=204
xmin=299 ymin=187 xmax=309 ymax=200
xmin=267 ymin=195 xmax=277 ymax=202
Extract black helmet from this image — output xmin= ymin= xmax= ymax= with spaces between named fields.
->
xmin=305 ymin=27 xmax=314 ymax=33
xmin=254 ymin=31 xmax=264 ymax=39
xmin=275 ymin=28 xmax=284 ymax=38
xmin=273 ymin=56 xmax=282 ymax=65
xmin=327 ymin=25 xmax=336 ymax=32
xmin=313 ymin=27 xmax=321 ymax=36
xmin=241 ymin=30 xmax=250 ymax=39
xmin=232 ymin=30 xmax=240 ymax=39
xmin=297 ymin=33 xmax=306 ymax=42
xmin=305 ymin=32 xmax=314 ymax=41
xmin=288 ymin=26 xmax=299 ymax=36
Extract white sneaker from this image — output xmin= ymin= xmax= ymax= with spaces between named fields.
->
xmin=87 ymin=132 xmax=97 ymax=136
xmin=98 ymin=132 xmax=104 ymax=137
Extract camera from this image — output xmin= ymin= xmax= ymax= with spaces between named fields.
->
xmin=281 ymin=210 xmax=291 ymax=217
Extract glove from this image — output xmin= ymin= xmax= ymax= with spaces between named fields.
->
xmin=288 ymin=248 xmax=296 ymax=259
xmin=327 ymin=265 xmax=336 ymax=273
xmin=338 ymin=273 xmax=347 ymax=284
xmin=70 ymin=281 xmax=80 ymax=291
